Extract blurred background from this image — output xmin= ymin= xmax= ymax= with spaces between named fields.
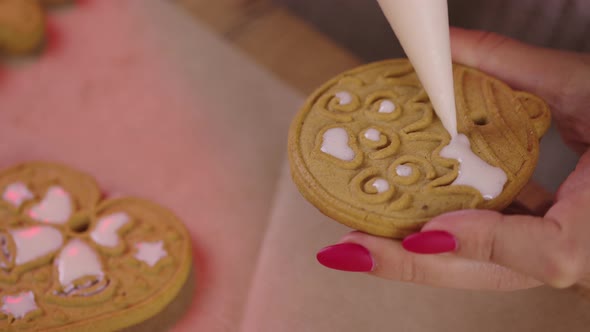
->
xmin=174 ymin=0 xmax=587 ymax=192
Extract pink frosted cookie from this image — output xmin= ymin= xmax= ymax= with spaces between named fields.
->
xmin=0 ymin=162 xmax=193 ymax=331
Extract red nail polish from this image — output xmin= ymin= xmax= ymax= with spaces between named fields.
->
xmin=402 ymin=230 xmax=457 ymax=254
xmin=316 ymin=243 xmax=374 ymax=272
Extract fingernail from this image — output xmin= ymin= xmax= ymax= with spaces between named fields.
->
xmin=402 ymin=230 xmax=457 ymax=254
xmin=316 ymin=243 xmax=374 ymax=272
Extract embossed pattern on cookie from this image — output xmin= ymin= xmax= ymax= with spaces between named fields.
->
xmin=289 ymin=59 xmax=551 ymax=238
xmin=0 ymin=162 xmax=192 ymax=331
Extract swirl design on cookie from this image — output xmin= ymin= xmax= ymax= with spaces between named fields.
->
xmin=359 ymin=126 xmax=401 ymax=160
xmin=289 ymin=59 xmax=550 ymax=237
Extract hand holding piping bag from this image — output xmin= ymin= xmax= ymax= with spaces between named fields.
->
xmin=317 ymin=28 xmax=590 ymax=291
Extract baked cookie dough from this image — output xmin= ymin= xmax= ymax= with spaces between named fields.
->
xmin=289 ymin=59 xmax=550 ymax=238
xmin=0 ymin=162 xmax=193 ymax=331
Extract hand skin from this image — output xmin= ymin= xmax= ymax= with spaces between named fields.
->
xmin=325 ymin=27 xmax=590 ymax=291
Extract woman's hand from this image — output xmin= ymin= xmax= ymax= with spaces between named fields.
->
xmin=316 ymin=27 xmax=590 ymax=291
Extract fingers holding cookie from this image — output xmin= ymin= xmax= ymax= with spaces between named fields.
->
xmin=321 ymin=231 xmax=541 ymax=290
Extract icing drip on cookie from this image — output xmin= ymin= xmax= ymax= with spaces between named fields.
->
xmin=364 ymin=128 xmax=381 ymax=141
xmin=135 ymin=241 xmax=167 ymax=267
xmin=28 ymin=186 xmax=73 ymax=224
xmin=10 ymin=226 xmax=63 ymax=265
xmin=371 ymin=178 xmax=390 ymax=193
xmin=378 ymin=100 xmax=396 ymax=114
xmin=321 ymin=128 xmax=355 ymax=161
xmin=56 ymin=239 xmax=104 ymax=288
xmin=440 ymin=134 xmax=507 ymax=200
xmin=335 ymin=91 xmax=352 ymax=105
xmin=3 ymin=182 xmax=34 ymax=207
xmin=1 ymin=291 xmax=37 ymax=319
xmin=90 ymin=212 xmax=130 ymax=247
xmin=395 ymin=165 xmax=413 ymax=177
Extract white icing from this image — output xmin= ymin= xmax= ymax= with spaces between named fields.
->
xmin=335 ymin=91 xmax=352 ymax=105
xmin=56 ymin=239 xmax=104 ymax=287
xmin=10 ymin=226 xmax=63 ymax=265
xmin=134 ymin=241 xmax=167 ymax=267
xmin=90 ymin=212 xmax=130 ymax=248
xmin=372 ymin=178 xmax=390 ymax=193
xmin=378 ymin=100 xmax=396 ymax=113
xmin=321 ymin=128 xmax=355 ymax=161
xmin=28 ymin=186 xmax=73 ymax=224
xmin=3 ymin=183 xmax=34 ymax=207
xmin=396 ymin=164 xmax=413 ymax=177
xmin=377 ymin=0 xmax=458 ymax=136
xmin=1 ymin=291 xmax=37 ymax=319
xmin=440 ymin=134 xmax=507 ymax=200
xmin=364 ymin=128 xmax=381 ymax=142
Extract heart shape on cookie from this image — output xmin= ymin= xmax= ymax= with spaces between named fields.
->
xmin=0 ymin=162 xmax=192 ymax=331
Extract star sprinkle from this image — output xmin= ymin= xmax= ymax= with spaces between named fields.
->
xmin=2 ymin=182 xmax=34 ymax=207
xmin=134 ymin=241 xmax=167 ymax=267
xmin=1 ymin=291 xmax=38 ymax=319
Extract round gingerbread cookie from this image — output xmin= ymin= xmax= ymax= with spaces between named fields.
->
xmin=288 ymin=59 xmax=551 ymax=238
xmin=0 ymin=162 xmax=193 ymax=331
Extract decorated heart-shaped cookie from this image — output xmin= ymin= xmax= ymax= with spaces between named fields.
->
xmin=0 ymin=162 xmax=192 ymax=331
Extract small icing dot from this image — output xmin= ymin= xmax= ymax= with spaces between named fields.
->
xmin=378 ymin=100 xmax=396 ymax=113
xmin=372 ymin=178 xmax=390 ymax=193
xmin=396 ymin=165 xmax=413 ymax=177
xmin=335 ymin=91 xmax=352 ymax=105
xmin=364 ymin=128 xmax=381 ymax=142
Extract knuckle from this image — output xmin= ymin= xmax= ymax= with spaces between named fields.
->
xmin=490 ymin=265 xmax=536 ymax=291
xmin=544 ymin=239 xmax=585 ymax=288
xmin=399 ymin=255 xmax=423 ymax=283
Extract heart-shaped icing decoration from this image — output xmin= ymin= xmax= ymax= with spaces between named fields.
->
xmin=0 ymin=162 xmax=193 ymax=331
xmin=315 ymin=126 xmax=363 ymax=170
